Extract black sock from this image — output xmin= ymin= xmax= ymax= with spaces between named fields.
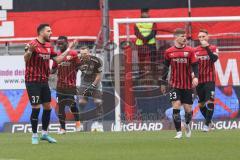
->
xmin=205 ymin=103 xmax=214 ymax=126
xmin=58 ymin=105 xmax=66 ymax=130
xmin=30 ymin=108 xmax=40 ymax=133
xmin=200 ymin=105 xmax=207 ymax=119
xmin=70 ymin=103 xmax=80 ymax=121
xmin=185 ymin=111 xmax=193 ymax=124
xmin=96 ymin=103 xmax=103 ymax=121
xmin=172 ymin=109 xmax=181 ymax=132
xmin=42 ymin=109 xmax=51 ymax=131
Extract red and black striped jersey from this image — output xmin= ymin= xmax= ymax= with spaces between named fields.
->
xmin=195 ymin=45 xmax=218 ymax=84
xmin=165 ymin=45 xmax=197 ymax=89
xmin=25 ymin=39 xmax=57 ymax=83
xmin=52 ymin=50 xmax=80 ymax=89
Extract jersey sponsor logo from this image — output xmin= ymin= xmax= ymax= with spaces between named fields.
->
xmin=59 ymin=61 xmax=71 ymax=66
xmin=172 ymin=58 xmax=187 ymax=63
xmin=39 ymin=54 xmax=50 ymax=60
xmin=198 ymin=55 xmax=210 ymax=60
xmin=184 ymin=52 xmax=189 ymax=57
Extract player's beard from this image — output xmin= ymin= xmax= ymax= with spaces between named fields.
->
xmin=81 ymin=55 xmax=90 ymax=63
xmin=44 ymin=35 xmax=51 ymax=42
xmin=61 ymin=47 xmax=67 ymax=53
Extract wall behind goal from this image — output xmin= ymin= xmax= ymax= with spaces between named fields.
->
xmin=2 ymin=0 xmax=240 ymax=40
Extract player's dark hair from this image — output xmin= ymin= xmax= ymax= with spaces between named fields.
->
xmin=37 ymin=24 xmax=50 ymax=35
xmin=174 ymin=28 xmax=186 ymax=36
xmin=141 ymin=8 xmax=149 ymax=13
xmin=199 ymin=29 xmax=208 ymax=34
xmin=57 ymin=36 xmax=68 ymax=42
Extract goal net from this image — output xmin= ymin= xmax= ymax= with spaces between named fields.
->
xmin=113 ymin=16 xmax=240 ymax=131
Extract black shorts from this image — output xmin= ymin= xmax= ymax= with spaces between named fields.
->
xmin=169 ymin=88 xmax=193 ymax=105
xmin=56 ymin=91 xmax=76 ymax=107
xmin=196 ymin=82 xmax=215 ymax=103
xmin=25 ymin=82 xmax=51 ymax=105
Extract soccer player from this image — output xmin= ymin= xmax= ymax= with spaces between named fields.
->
xmin=24 ymin=24 xmax=75 ymax=144
xmin=161 ymin=28 xmax=198 ymax=138
xmin=195 ymin=29 xmax=218 ymax=132
xmin=51 ymin=36 xmax=81 ymax=134
xmin=77 ymin=46 xmax=103 ymax=127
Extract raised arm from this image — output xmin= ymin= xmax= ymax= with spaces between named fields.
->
xmin=52 ymin=40 xmax=78 ymax=64
xmin=24 ymin=43 xmax=37 ymax=62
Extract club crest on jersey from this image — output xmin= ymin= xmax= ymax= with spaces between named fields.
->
xmin=183 ymin=52 xmax=189 ymax=57
xmin=47 ymin=48 xmax=51 ymax=53
xmin=66 ymin=55 xmax=72 ymax=60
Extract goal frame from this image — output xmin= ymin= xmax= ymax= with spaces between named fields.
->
xmin=113 ymin=16 xmax=240 ymax=131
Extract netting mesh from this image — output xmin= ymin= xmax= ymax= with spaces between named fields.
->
xmin=117 ymin=21 xmax=240 ymax=122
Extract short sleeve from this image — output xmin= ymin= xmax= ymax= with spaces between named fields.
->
xmin=52 ymin=61 xmax=58 ymax=69
xmin=25 ymin=40 xmax=37 ymax=52
xmin=95 ymin=58 xmax=103 ymax=73
xmin=50 ymin=47 xmax=57 ymax=58
xmin=190 ymin=48 xmax=198 ymax=64
xmin=69 ymin=50 xmax=78 ymax=58
xmin=212 ymin=45 xmax=219 ymax=56
xmin=164 ymin=50 xmax=170 ymax=60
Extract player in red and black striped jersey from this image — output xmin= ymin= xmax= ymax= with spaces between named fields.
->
xmin=161 ymin=28 xmax=199 ymax=139
xmin=24 ymin=24 xmax=76 ymax=144
xmin=195 ymin=29 xmax=219 ymax=132
xmin=25 ymin=39 xmax=56 ymax=83
xmin=51 ymin=36 xmax=81 ymax=134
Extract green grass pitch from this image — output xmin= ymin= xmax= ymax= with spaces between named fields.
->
xmin=0 ymin=130 xmax=239 ymax=160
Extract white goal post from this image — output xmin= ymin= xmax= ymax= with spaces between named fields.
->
xmin=113 ymin=16 xmax=240 ymax=131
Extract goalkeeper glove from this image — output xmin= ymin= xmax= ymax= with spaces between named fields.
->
xmin=83 ymin=84 xmax=97 ymax=97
